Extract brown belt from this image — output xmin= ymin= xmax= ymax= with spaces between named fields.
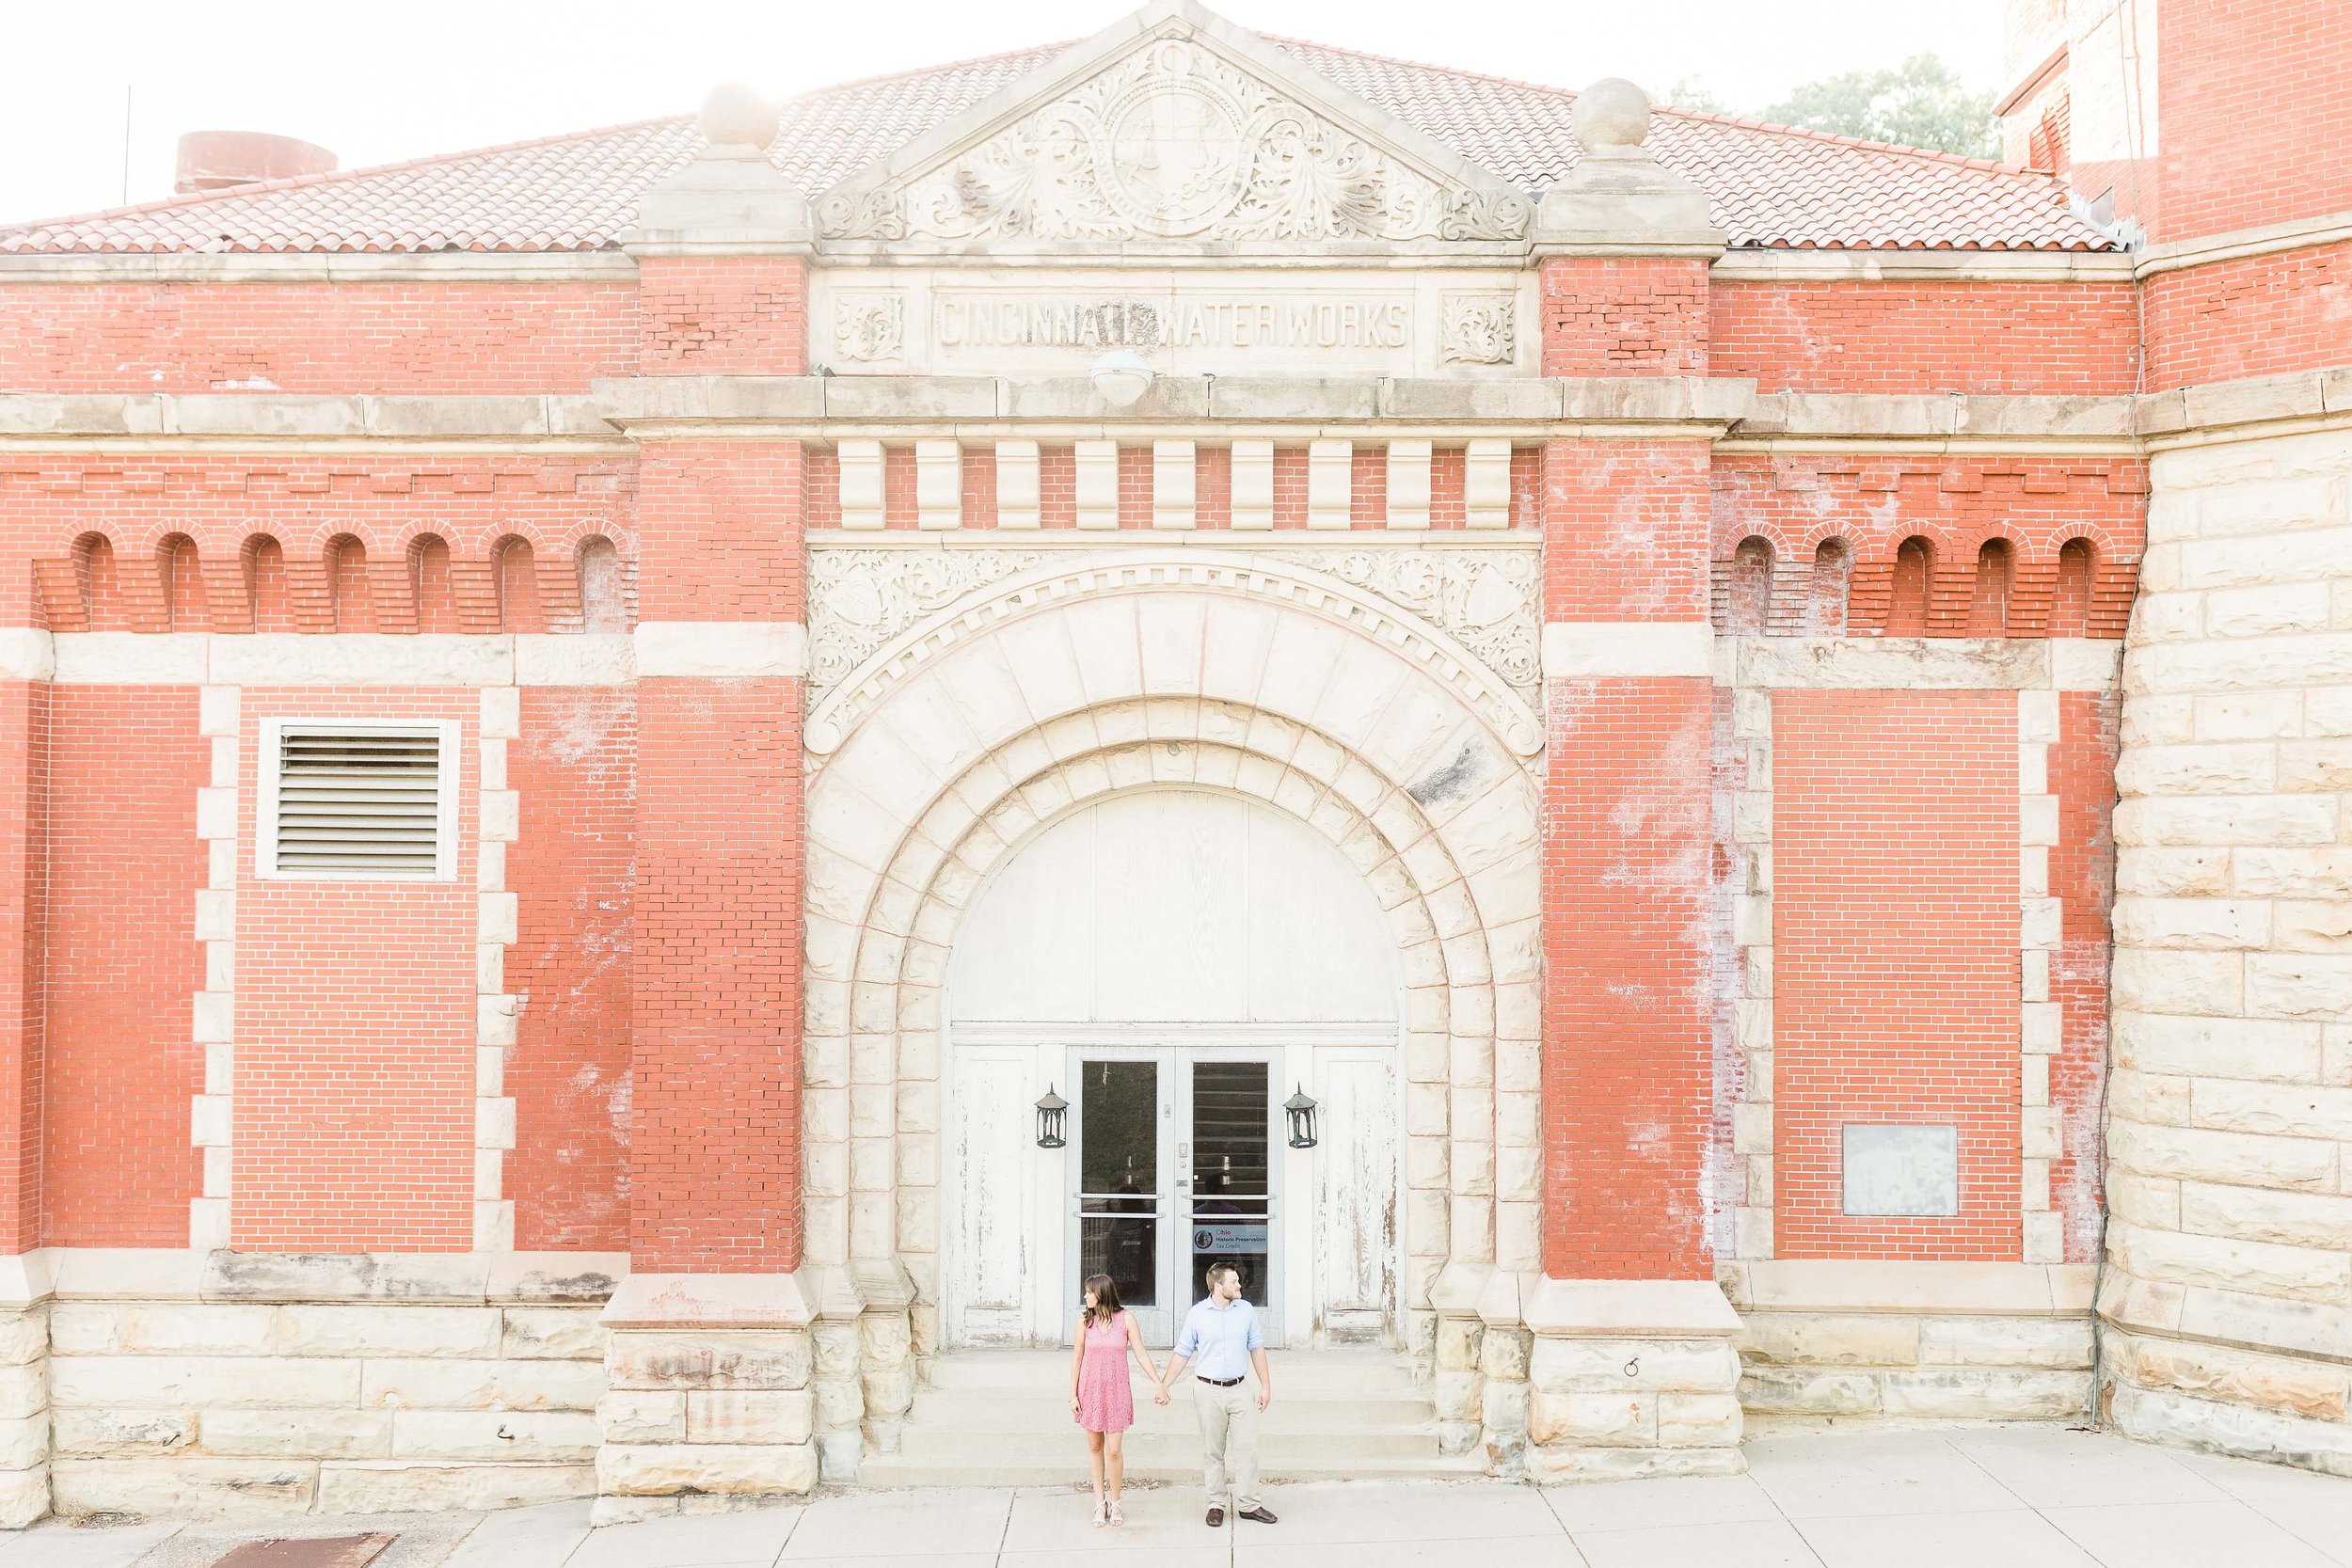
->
xmin=1198 ymin=1375 xmax=1243 ymax=1386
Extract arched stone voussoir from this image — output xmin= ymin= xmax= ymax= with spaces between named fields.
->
xmin=886 ymin=723 xmax=1482 ymax=993
xmin=804 ymin=550 xmax=1546 ymax=764
xmin=884 ymin=728 xmax=1496 ymax=1292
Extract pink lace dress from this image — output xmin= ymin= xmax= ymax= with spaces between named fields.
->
xmin=1074 ymin=1309 xmax=1136 ymax=1433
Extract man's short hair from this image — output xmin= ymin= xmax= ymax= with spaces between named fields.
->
xmin=1204 ymin=1261 xmax=1240 ymax=1291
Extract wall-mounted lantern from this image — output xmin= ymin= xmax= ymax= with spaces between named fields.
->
xmin=1284 ymin=1085 xmax=1320 ymax=1149
xmin=1035 ymin=1085 xmax=1068 ymax=1149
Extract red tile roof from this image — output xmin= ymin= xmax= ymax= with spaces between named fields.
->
xmin=0 ymin=37 xmax=2111 ymax=254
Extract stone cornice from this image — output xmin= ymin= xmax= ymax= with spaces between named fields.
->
xmin=589 ymin=373 xmax=1754 ymax=437
xmin=0 ymin=391 xmax=621 ymax=447
xmin=1711 ymin=248 xmax=2133 ymax=284
xmin=1719 ymin=390 xmax=2138 ymax=454
xmin=0 ymin=373 xmax=2331 ymax=451
xmin=0 ymin=245 xmax=2156 ymax=284
xmin=2136 ymin=368 xmax=2352 ymax=449
xmin=1716 ymin=637 xmax=2123 ymax=693
xmin=2133 ymin=208 xmax=2352 ymax=278
xmin=0 ymin=251 xmax=635 ymax=284
xmin=1 ymin=631 xmax=639 ymax=687
xmin=0 ymin=1246 xmax=628 ymax=1308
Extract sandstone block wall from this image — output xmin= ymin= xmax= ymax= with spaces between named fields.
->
xmin=2102 ymin=422 xmax=2352 ymax=1476
xmin=1722 ymin=1262 xmax=2095 ymax=1426
xmin=35 ymin=1254 xmax=615 ymax=1519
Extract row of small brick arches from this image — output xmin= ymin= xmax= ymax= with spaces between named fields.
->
xmin=1711 ymin=533 xmax=2133 ymax=640
xmin=37 ymin=531 xmax=631 ymax=635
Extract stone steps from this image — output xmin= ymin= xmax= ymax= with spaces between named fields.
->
xmin=902 ymin=1388 xmax=1438 ymax=1430
xmin=859 ymin=1349 xmax=1481 ymax=1489
xmin=918 ymin=1348 xmax=1422 ymax=1394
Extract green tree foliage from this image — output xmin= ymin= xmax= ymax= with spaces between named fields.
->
xmin=1758 ymin=54 xmax=1999 ymax=158
xmin=1663 ymin=76 xmax=1730 ymax=115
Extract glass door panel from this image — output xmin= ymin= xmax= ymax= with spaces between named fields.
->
xmin=1074 ymin=1055 xmax=1172 ymax=1341
xmin=1183 ymin=1058 xmax=1277 ymax=1341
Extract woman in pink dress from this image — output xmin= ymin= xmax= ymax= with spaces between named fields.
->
xmin=1070 ymin=1272 xmax=1165 ymax=1527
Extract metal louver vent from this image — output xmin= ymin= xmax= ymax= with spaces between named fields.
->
xmin=274 ymin=729 xmax=444 ymax=876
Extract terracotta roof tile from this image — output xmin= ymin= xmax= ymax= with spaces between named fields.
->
xmin=0 ymin=35 xmax=2111 ymax=254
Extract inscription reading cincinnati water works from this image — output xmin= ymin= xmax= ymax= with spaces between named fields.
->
xmin=934 ymin=294 xmax=1413 ymax=353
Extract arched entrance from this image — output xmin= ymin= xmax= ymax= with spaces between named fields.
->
xmin=800 ymin=551 xmax=1545 ymax=1456
xmin=944 ymin=786 xmax=1402 ymax=1349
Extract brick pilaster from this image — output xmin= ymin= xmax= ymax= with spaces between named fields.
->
xmin=1538 ymin=257 xmax=1710 ymax=376
xmin=0 ymin=674 xmax=45 ymax=1255
xmin=626 ymin=436 xmax=808 ymax=1274
xmin=1538 ymin=437 xmax=1718 ymax=1280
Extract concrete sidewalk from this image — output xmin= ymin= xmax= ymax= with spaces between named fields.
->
xmin=6 ymin=1426 xmax=2352 ymax=1567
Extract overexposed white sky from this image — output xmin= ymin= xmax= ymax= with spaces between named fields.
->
xmin=0 ymin=0 xmax=2006 ymax=228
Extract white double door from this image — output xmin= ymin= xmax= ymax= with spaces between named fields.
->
xmin=1070 ymin=1044 xmax=1282 ymax=1348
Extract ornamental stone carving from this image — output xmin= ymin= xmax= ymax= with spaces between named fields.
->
xmin=808 ymin=544 xmax=1542 ymax=741
xmin=1284 ymin=546 xmax=1539 ymax=701
xmin=817 ymin=39 xmax=1532 ymax=245
xmin=809 ymin=547 xmax=1057 ymax=694
xmin=1440 ymin=293 xmax=1516 ymax=365
xmin=833 ymin=293 xmax=906 ymax=362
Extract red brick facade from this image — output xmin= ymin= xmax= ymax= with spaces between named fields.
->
xmin=1772 ymin=689 xmax=2023 ymax=1260
xmin=0 ymin=6 xmax=2343 ymax=1507
xmin=0 ymin=181 xmax=2332 ymax=1284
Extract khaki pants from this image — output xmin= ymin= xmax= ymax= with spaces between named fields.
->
xmin=1192 ymin=1379 xmax=1260 ymax=1511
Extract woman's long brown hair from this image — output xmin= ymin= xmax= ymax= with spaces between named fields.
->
xmin=1082 ymin=1272 xmax=1122 ymax=1329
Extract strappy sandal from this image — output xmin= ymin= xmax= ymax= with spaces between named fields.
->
xmin=1108 ymin=1499 xmax=1125 ymax=1526
xmin=1092 ymin=1499 xmax=1108 ymax=1528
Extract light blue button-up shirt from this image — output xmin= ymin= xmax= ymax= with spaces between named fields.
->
xmin=1172 ymin=1295 xmax=1264 ymax=1381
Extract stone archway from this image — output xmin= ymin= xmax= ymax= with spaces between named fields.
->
xmin=802 ymin=554 xmax=1544 ymax=1471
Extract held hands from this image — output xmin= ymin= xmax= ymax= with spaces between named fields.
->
xmin=1153 ymin=1380 xmax=1171 ymax=1405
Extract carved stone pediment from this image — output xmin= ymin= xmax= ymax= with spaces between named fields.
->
xmin=817 ymin=10 xmax=1532 ymax=248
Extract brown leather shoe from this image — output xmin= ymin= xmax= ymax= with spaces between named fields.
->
xmin=1205 ymin=1506 xmax=1225 ymax=1527
xmin=1237 ymin=1506 xmax=1279 ymax=1524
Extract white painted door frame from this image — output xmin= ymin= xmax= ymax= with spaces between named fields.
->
xmin=947 ymin=1022 xmax=1397 ymax=1349
xmin=1063 ymin=1039 xmax=1285 ymax=1349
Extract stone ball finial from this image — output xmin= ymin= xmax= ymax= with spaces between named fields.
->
xmin=1573 ymin=78 xmax=1652 ymax=152
xmin=700 ymin=82 xmax=780 ymax=151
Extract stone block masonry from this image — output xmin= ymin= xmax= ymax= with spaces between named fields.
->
xmin=1723 ymin=1260 xmax=2095 ymax=1425
xmin=30 ymin=1250 xmax=619 ymax=1519
xmin=2101 ymin=421 xmax=2352 ymax=1479
xmin=593 ymin=1274 xmax=818 ymax=1523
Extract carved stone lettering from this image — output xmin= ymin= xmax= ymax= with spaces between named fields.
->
xmin=932 ymin=291 xmax=1411 ymax=354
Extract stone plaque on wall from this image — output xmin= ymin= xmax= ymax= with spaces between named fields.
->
xmin=1841 ymin=1124 xmax=1959 ymax=1217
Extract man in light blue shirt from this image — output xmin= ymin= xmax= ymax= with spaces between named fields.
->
xmin=1157 ymin=1261 xmax=1277 ymax=1527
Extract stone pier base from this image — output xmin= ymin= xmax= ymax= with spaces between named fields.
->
xmin=1523 ymin=1279 xmax=1746 ymax=1483
xmin=0 ymin=1256 xmax=47 ymax=1529
xmin=593 ymin=1275 xmax=818 ymax=1525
